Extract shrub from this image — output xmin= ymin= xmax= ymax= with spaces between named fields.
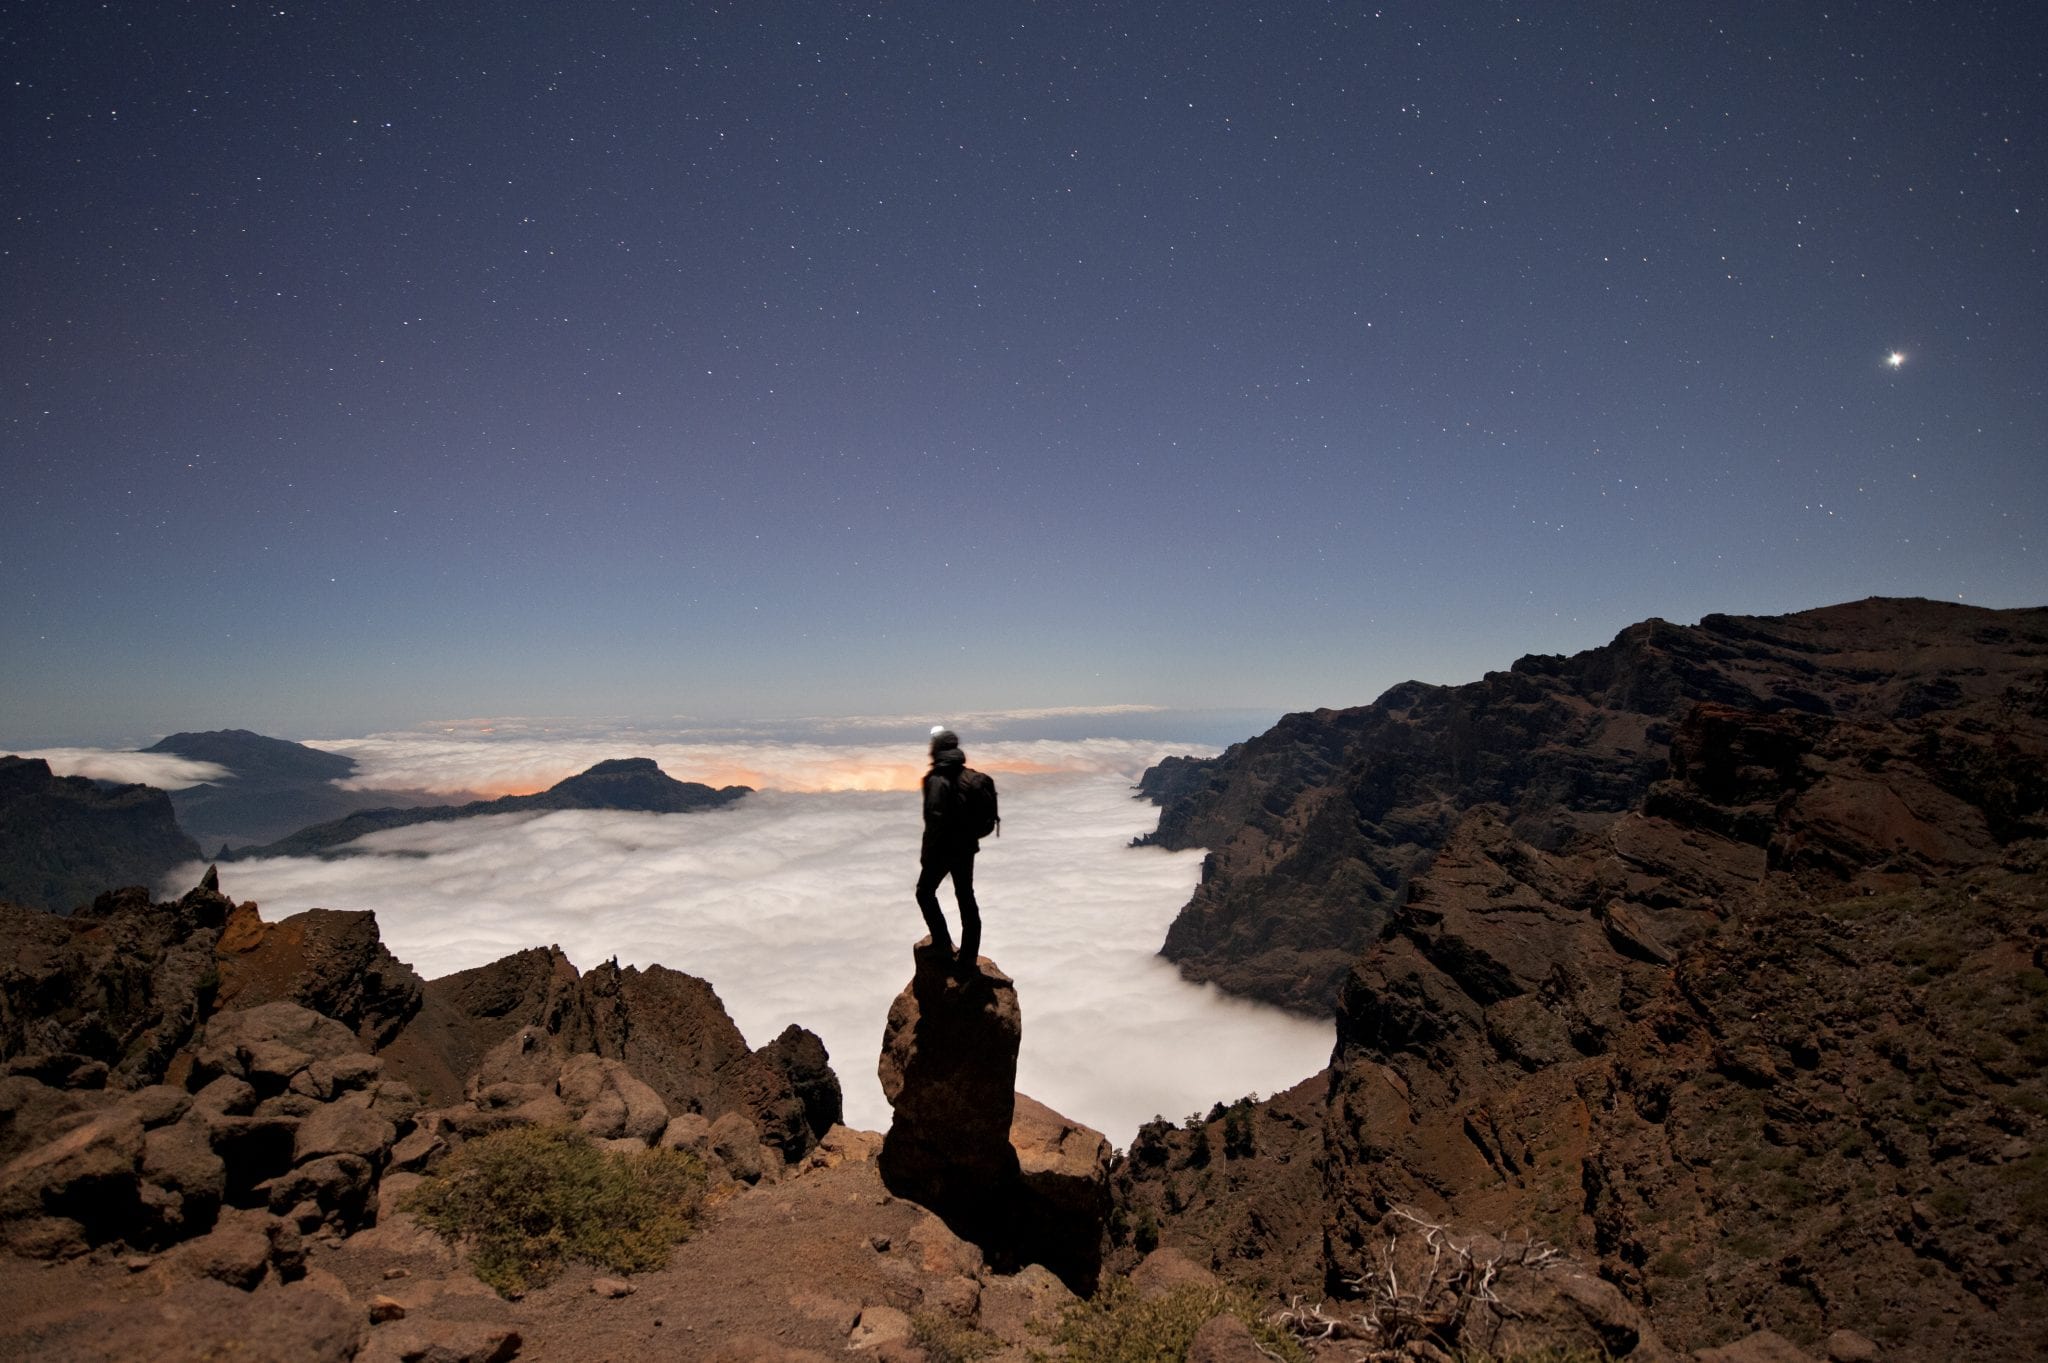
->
xmin=402 ymin=1124 xmax=706 ymax=1296
xmin=1056 ymin=1278 xmax=1307 ymax=1363
xmin=910 ymin=1310 xmax=1001 ymax=1363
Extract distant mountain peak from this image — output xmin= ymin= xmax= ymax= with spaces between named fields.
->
xmin=144 ymin=729 xmax=356 ymax=783
xmin=226 ymin=756 xmax=750 ymax=860
xmin=576 ymin=757 xmax=663 ymax=777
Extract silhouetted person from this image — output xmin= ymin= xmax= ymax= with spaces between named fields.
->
xmin=915 ymin=726 xmax=998 ymax=972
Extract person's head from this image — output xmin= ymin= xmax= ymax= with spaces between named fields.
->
xmin=929 ymin=725 xmax=960 ymax=756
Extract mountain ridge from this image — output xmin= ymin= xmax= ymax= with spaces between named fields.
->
xmin=1137 ymin=595 xmax=2048 ymax=1012
xmin=1110 ymin=595 xmax=2048 ymax=1360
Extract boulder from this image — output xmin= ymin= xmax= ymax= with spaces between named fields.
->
xmin=708 ymin=1110 xmax=768 ymax=1183
xmin=1129 ymin=1245 xmax=1219 ymax=1300
xmin=260 ymin=1153 xmax=374 ymax=1229
xmin=0 ymin=1109 xmax=144 ymax=1245
xmin=757 ymin=1023 xmax=845 ymax=1141
xmin=1009 ymin=1093 xmax=1112 ymax=1293
xmin=557 ymin=1052 xmax=669 ymax=1142
xmin=190 ymin=1002 xmax=365 ymax=1093
xmin=139 ymin=1118 xmax=226 ymax=1240
xmin=658 ymin=1111 xmax=713 ymax=1155
xmin=169 ymin=1206 xmax=303 ymax=1289
xmin=293 ymin=1101 xmax=396 ymax=1166
xmin=1187 ymin=1313 xmax=1269 ymax=1363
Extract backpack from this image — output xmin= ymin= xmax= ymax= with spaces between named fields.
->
xmin=957 ymin=767 xmax=1000 ymax=840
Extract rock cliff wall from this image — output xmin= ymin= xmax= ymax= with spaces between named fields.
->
xmin=1118 ymin=600 xmax=2048 ymax=1361
xmin=1140 ymin=598 xmax=2048 ymax=1013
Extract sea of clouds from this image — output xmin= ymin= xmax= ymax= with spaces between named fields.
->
xmin=12 ymin=748 xmax=229 ymax=789
xmin=39 ymin=717 xmax=1331 ymax=1146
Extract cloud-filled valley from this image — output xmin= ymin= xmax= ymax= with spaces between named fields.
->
xmin=160 ymin=731 xmax=1333 ymax=1144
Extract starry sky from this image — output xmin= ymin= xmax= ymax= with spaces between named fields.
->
xmin=5 ymin=2 xmax=2044 ymax=746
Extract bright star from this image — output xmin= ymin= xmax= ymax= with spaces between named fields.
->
xmin=1886 ymin=351 xmax=1907 ymax=369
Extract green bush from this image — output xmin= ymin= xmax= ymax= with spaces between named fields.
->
xmin=402 ymin=1124 xmax=706 ymax=1296
xmin=1056 ymin=1279 xmax=1307 ymax=1363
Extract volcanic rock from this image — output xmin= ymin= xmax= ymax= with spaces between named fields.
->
xmin=878 ymin=940 xmax=1022 ymax=1218
xmin=0 ymin=881 xmax=231 ymax=1089
xmin=1009 ymin=1092 xmax=1113 ymax=1292
xmin=1119 ymin=600 xmax=2048 ymax=1362
xmin=877 ymin=940 xmax=1111 ymax=1291
xmin=1140 ymin=597 xmax=2048 ymax=1012
xmin=212 ymin=903 xmax=425 ymax=1047
xmin=382 ymin=948 xmax=836 ymax=1164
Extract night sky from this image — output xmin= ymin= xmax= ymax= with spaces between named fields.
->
xmin=6 ymin=2 xmax=2044 ymax=745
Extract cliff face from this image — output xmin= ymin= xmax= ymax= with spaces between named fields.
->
xmin=0 ymin=757 xmax=202 ymax=914
xmin=1141 ymin=597 xmax=2048 ymax=1013
xmin=1117 ymin=600 xmax=2048 ymax=1361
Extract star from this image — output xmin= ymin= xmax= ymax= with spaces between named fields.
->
xmin=1886 ymin=351 xmax=1907 ymax=369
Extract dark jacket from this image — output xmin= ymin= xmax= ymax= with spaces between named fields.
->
xmin=921 ymin=748 xmax=976 ymax=859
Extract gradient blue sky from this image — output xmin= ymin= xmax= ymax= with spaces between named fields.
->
xmin=5 ymin=2 xmax=2043 ymax=746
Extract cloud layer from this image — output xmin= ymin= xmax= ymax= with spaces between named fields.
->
xmin=13 ymin=748 xmax=230 ymax=790
xmin=308 ymin=729 xmax=1207 ymax=798
xmin=174 ymin=736 xmax=1333 ymax=1145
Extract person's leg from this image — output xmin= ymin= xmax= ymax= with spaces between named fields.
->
xmin=952 ymin=849 xmax=981 ymax=966
xmin=915 ymin=860 xmax=955 ymax=954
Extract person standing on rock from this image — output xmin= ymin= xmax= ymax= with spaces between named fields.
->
xmin=916 ymin=726 xmax=999 ymax=972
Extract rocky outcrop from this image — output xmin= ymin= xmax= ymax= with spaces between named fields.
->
xmin=0 ymin=873 xmax=847 ymax=1288
xmin=1010 ymin=1093 xmax=1114 ymax=1293
xmin=1140 ymin=597 xmax=2048 ymax=1012
xmin=226 ymin=756 xmax=750 ymax=860
xmin=878 ymin=940 xmax=1111 ymax=1292
xmin=213 ymin=902 xmax=425 ymax=1047
xmin=0 ymin=882 xmax=230 ymax=1096
xmin=878 ymin=941 xmax=1023 ymax=1213
xmin=0 ymin=995 xmax=415 ymax=1260
xmin=378 ymin=946 xmax=839 ymax=1165
xmin=1119 ymin=608 xmax=2048 ymax=1363
xmin=0 ymin=756 xmax=202 ymax=914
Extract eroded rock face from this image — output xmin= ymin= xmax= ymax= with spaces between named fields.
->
xmin=1120 ymin=614 xmax=2048 ymax=1363
xmin=378 ymin=947 xmax=838 ymax=1163
xmin=1141 ymin=598 xmax=2048 ymax=1012
xmin=1010 ymin=1093 xmax=1112 ymax=1293
xmin=213 ymin=903 xmax=424 ymax=1047
xmin=0 ymin=882 xmax=232 ymax=1091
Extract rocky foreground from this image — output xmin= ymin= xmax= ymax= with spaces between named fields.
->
xmin=0 ymin=875 xmax=1719 ymax=1363
xmin=0 ymin=877 xmax=1131 ymax=1361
